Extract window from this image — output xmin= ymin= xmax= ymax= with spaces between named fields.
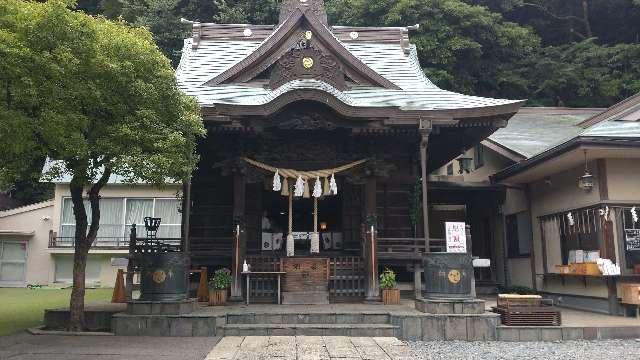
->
xmin=474 ymin=144 xmax=484 ymax=169
xmin=506 ymin=211 xmax=531 ymax=257
xmin=446 ymin=163 xmax=454 ymax=175
xmin=60 ymin=197 xmax=181 ymax=244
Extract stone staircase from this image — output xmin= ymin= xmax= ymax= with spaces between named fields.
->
xmin=220 ymin=312 xmax=399 ymax=337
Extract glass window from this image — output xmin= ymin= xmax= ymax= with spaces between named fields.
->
xmin=506 ymin=211 xmax=532 ymax=257
xmin=125 ymin=199 xmax=154 ymax=235
xmin=474 ymin=144 xmax=484 ymax=169
xmin=155 ymin=199 xmax=181 ymax=238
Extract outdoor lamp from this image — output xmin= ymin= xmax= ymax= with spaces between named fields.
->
xmin=578 ymin=149 xmax=595 ymax=192
xmin=320 ymin=222 xmax=327 ymax=231
xmin=456 ymin=157 xmax=472 ymax=174
xmin=144 ymin=217 xmax=162 ymax=232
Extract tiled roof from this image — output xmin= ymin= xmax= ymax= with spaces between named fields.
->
xmin=175 ymin=34 xmax=521 ymax=111
xmin=488 ymin=108 xmax=604 ymax=158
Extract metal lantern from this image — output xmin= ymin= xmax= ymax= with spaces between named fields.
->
xmin=456 ymin=157 xmax=472 ymax=174
xmin=143 ymin=217 xmax=162 ymax=237
xmin=578 ymin=150 xmax=595 ymax=192
xmin=578 ymin=172 xmax=595 ymax=192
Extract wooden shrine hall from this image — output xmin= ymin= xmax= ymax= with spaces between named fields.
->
xmin=175 ymin=0 xmax=525 ymax=303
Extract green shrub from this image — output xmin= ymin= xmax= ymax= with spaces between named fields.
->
xmin=379 ymin=268 xmax=397 ymax=289
xmin=208 ymin=268 xmax=232 ymax=290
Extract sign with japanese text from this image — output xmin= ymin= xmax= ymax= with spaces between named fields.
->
xmin=445 ymin=222 xmax=467 ymax=253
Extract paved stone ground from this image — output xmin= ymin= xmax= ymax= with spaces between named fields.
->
xmin=408 ymin=339 xmax=640 ymax=359
xmin=0 ymin=332 xmax=219 ymax=360
xmin=205 ymin=336 xmax=415 ymax=360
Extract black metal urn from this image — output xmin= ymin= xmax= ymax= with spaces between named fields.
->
xmin=423 ymin=252 xmax=473 ymax=299
xmin=138 ymin=251 xmax=189 ymax=302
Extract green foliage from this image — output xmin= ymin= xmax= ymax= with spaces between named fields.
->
xmin=0 ymin=0 xmax=205 ymax=191
xmin=327 ymin=0 xmax=539 ymax=96
xmin=209 ymin=268 xmax=232 ymax=290
xmin=503 ymin=40 xmax=640 ymax=107
xmin=379 ymin=268 xmax=397 ymax=289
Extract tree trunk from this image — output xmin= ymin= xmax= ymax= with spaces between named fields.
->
xmin=68 ymin=180 xmax=88 ymax=331
xmin=68 ymin=164 xmax=111 ymax=332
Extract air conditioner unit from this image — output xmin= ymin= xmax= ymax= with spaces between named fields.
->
xmin=321 ymin=233 xmax=333 ymax=250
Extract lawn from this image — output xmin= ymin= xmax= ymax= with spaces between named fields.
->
xmin=0 ymin=287 xmax=112 ymax=336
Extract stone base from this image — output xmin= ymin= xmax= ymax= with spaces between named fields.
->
xmin=415 ymin=298 xmax=485 ymax=314
xmin=44 ymin=303 xmax=125 ymax=332
xmin=127 ymin=298 xmax=197 ymax=315
xmin=281 ymin=291 xmax=329 ymax=305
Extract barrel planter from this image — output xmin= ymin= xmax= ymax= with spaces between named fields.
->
xmin=382 ymin=288 xmax=400 ymax=305
xmin=208 ymin=289 xmax=228 ymax=306
xmin=138 ymin=252 xmax=189 ymax=302
xmin=423 ymin=252 xmax=473 ymax=299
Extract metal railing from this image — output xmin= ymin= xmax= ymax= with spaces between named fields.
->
xmin=48 ymin=230 xmax=180 ymax=249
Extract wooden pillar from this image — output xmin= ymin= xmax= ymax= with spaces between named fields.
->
xmin=419 ymin=120 xmax=431 ymax=252
xmin=413 ymin=261 xmax=423 ymax=299
xmin=418 ymin=119 xmax=431 ymax=299
xmin=181 ymin=180 xmax=192 ymax=253
xmin=125 ymin=224 xmax=136 ymax=301
xmin=230 ymin=172 xmax=246 ymax=302
xmin=364 ymin=177 xmax=379 ymax=301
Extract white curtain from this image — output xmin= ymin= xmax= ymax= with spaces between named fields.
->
xmin=126 ymin=199 xmax=154 ymax=228
xmin=155 ymin=199 xmax=181 ymax=238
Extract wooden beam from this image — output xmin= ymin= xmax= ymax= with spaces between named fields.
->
xmin=230 ymin=172 xmax=246 ymax=301
xmin=364 ymin=177 xmax=379 ymax=301
xmin=419 ymin=120 xmax=431 ymax=252
xmin=181 ymin=180 xmax=192 ymax=253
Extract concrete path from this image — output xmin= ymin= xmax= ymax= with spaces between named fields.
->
xmin=205 ymin=336 xmax=415 ymax=360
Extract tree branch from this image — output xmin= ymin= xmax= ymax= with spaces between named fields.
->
xmin=85 ymin=163 xmax=112 ymax=246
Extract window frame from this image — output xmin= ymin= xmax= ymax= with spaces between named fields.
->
xmin=60 ymin=196 xmax=182 ymax=244
xmin=474 ymin=144 xmax=485 ymax=169
xmin=506 ymin=211 xmax=532 ymax=258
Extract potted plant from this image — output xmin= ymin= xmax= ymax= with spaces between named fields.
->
xmin=208 ymin=268 xmax=231 ymax=306
xmin=380 ymin=268 xmax=400 ymax=305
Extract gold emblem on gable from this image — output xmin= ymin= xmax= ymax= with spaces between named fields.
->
xmin=304 ymin=30 xmax=313 ymax=40
xmin=302 ymin=57 xmax=314 ymax=69
xmin=152 ymin=269 xmax=167 ymax=284
xmin=448 ymin=269 xmax=461 ymax=284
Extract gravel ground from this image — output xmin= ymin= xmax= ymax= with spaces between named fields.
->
xmin=407 ymin=339 xmax=640 ymax=360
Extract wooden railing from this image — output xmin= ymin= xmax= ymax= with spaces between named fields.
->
xmin=329 ymin=256 xmax=365 ymax=302
xmin=377 ymin=237 xmax=446 ymax=259
xmin=241 ymin=255 xmax=365 ymax=303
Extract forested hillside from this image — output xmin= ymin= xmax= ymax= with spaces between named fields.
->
xmin=78 ymin=0 xmax=640 ymax=107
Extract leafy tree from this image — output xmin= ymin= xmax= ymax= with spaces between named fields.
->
xmin=0 ymin=0 xmax=204 ymax=330
xmin=327 ymin=0 xmax=540 ymax=96
xmin=503 ymin=40 xmax=640 ymax=107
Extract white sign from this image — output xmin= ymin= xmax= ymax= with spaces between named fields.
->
xmin=445 ymin=222 xmax=467 ymax=253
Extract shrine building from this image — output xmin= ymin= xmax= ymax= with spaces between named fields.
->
xmin=175 ymin=0 xmax=524 ymax=303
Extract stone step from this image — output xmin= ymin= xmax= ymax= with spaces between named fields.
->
xmin=221 ymin=323 xmax=399 ymax=337
xmin=226 ymin=313 xmax=390 ymax=325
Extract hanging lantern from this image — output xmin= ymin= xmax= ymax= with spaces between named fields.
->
xmin=312 ymin=177 xmax=322 ymax=198
xmin=272 ymin=169 xmax=282 ymax=191
xmin=577 ymin=150 xmax=595 ymax=192
xmin=294 ymin=176 xmax=304 ymax=197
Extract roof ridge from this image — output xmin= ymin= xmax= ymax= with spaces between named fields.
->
xmin=0 ymin=199 xmax=54 ymax=217
xmin=578 ymin=92 xmax=640 ymax=128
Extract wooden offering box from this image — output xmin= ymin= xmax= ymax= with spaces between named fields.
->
xmin=280 ymin=257 xmax=329 ymax=304
xmin=622 ymin=283 xmax=640 ymax=305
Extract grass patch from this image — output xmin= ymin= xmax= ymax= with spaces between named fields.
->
xmin=0 ymin=287 xmax=112 ymax=336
